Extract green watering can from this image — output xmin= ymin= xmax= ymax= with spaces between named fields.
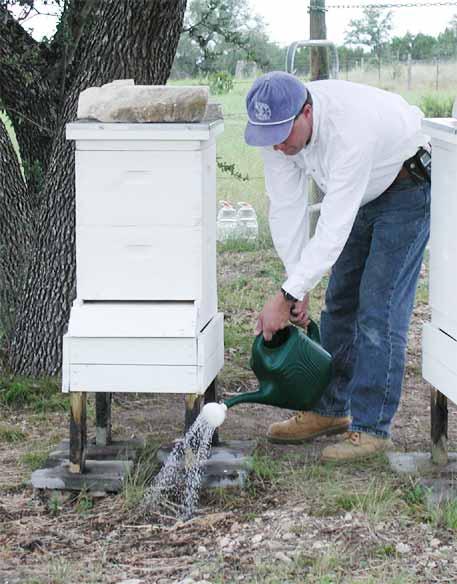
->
xmin=224 ymin=321 xmax=332 ymax=411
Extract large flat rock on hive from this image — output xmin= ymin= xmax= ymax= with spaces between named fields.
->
xmin=78 ymin=79 xmax=209 ymax=123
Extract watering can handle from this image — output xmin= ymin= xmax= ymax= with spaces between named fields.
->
xmin=306 ymin=319 xmax=321 ymax=344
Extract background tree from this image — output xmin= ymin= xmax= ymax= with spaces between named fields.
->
xmin=437 ymin=19 xmax=457 ymax=58
xmin=0 ymin=0 xmax=187 ymax=375
xmin=172 ymin=0 xmax=284 ymax=77
xmin=344 ymin=6 xmax=393 ymax=80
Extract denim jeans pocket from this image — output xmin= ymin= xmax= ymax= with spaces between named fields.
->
xmin=377 ymin=181 xmax=430 ymax=223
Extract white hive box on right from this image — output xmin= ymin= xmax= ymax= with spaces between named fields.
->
xmin=422 ymin=117 xmax=457 ymax=404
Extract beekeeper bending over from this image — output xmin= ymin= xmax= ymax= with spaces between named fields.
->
xmin=244 ymin=72 xmax=431 ymax=462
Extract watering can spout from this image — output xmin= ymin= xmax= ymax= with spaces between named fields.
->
xmin=224 ymin=383 xmax=274 ymax=409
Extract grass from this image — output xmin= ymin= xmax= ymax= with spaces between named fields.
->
xmin=0 ymin=375 xmax=69 ymax=413
xmin=122 ymin=438 xmax=161 ymax=509
xmin=23 ymin=558 xmax=105 ymax=584
xmin=330 ymin=478 xmax=402 ymax=523
xmin=20 ymin=447 xmax=49 ymax=471
xmin=204 ymin=545 xmax=417 ymax=584
xmin=428 ymin=498 xmax=457 ymax=530
xmin=0 ymin=423 xmax=27 ymax=443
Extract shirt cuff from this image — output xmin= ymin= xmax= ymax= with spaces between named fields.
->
xmin=281 ymin=277 xmax=307 ymax=302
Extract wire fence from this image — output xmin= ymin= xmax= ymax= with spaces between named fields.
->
xmin=329 ymin=55 xmax=457 ymax=91
xmin=283 ymin=48 xmax=457 ymax=92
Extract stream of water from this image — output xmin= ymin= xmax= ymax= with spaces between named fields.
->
xmin=142 ymin=414 xmax=216 ymax=521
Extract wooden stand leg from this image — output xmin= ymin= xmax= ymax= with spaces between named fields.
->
xmin=185 ymin=393 xmax=204 ymax=433
xmin=431 ymin=388 xmax=448 ymax=465
xmin=205 ymin=378 xmax=220 ymax=446
xmin=96 ymin=392 xmax=112 ymax=446
xmin=69 ymin=392 xmax=87 ymax=474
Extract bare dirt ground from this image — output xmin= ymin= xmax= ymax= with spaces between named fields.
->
xmin=1 ymin=258 xmax=457 ymax=584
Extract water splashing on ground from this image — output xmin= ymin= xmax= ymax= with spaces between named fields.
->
xmin=142 ymin=414 xmax=216 ymax=522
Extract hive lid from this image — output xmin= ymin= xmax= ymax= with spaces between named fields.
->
xmin=66 ymin=119 xmax=224 ymax=142
xmin=422 ymin=117 xmax=457 ymax=136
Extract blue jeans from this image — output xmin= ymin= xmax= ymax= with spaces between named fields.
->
xmin=312 ymin=176 xmax=430 ymax=438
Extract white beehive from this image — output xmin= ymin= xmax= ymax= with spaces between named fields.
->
xmin=422 ymin=117 xmax=457 ymax=404
xmin=63 ymin=120 xmax=224 ymax=394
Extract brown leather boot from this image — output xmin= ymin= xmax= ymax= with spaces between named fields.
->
xmin=321 ymin=431 xmax=393 ymax=462
xmin=267 ymin=411 xmax=351 ymax=444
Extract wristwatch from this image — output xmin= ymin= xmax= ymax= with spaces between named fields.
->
xmin=281 ymin=287 xmax=297 ymax=303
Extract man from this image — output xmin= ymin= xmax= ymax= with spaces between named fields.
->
xmin=245 ymin=71 xmax=431 ymax=462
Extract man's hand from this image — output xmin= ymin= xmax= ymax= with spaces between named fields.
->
xmin=255 ymin=292 xmax=294 ymax=341
xmin=289 ymin=293 xmax=310 ymax=329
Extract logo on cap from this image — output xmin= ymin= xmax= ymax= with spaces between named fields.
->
xmin=254 ymin=101 xmax=272 ymax=122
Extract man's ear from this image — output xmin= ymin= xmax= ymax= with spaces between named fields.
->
xmin=303 ymin=104 xmax=312 ymax=119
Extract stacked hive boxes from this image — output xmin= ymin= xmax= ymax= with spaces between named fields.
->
xmin=63 ymin=121 xmax=224 ymax=394
xmin=422 ymin=117 xmax=457 ymax=403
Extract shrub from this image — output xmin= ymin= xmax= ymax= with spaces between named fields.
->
xmin=419 ymin=94 xmax=454 ymax=117
xmin=209 ymin=71 xmax=234 ymax=95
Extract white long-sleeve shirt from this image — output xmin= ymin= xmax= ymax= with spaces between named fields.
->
xmin=262 ymin=80 xmax=429 ymax=301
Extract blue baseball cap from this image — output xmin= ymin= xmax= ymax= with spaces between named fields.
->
xmin=245 ymin=72 xmax=308 ymax=147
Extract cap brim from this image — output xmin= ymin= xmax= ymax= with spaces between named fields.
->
xmin=244 ymin=119 xmax=294 ymax=147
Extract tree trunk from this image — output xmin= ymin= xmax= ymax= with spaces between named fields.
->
xmin=0 ymin=120 xmax=33 ymax=356
xmin=0 ymin=6 xmax=58 ymax=210
xmin=2 ymin=0 xmax=187 ymax=375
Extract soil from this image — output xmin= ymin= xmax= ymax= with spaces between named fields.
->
xmin=1 ymin=260 xmax=457 ymax=584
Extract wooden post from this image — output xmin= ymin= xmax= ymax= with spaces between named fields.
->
xmin=431 ymin=388 xmax=448 ymax=465
xmin=185 ymin=381 xmax=220 ymax=445
xmin=309 ymin=0 xmax=328 ymax=236
xmin=204 ymin=379 xmax=220 ymax=446
xmin=309 ymin=0 xmax=328 ymax=81
xmin=185 ymin=393 xmax=204 ymax=432
xmin=69 ymin=392 xmax=87 ymax=474
xmin=407 ymin=53 xmax=412 ymax=91
xmin=96 ymin=392 xmax=112 ymax=446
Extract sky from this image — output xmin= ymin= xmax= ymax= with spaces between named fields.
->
xmin=15 ymin=0 xmax=457 ymax=47
xmin=249 ymin=0 xmax=457 ymax=46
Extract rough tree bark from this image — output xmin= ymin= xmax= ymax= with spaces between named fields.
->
xmin=0 ymin=0 xmax=187 ymax=375
xmin=0 ymin=120 xmax=33 ymax=355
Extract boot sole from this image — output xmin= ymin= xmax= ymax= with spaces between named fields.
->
xmin=321 ymin=442 xmax=393 ymax=462
xmin=267 ymin=423 xmax=349 ymax=445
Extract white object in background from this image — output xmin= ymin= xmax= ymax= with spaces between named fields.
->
xmin=236 ymin=202 xmax=258 ymax=241
xmin=216 ymin=201 xmax=238 ymax=241
xmin=421 ymin=117 xmax=457 ymax=403
xmin=216 ymin=200 xmax=259 ymax=242
xmin=452 ymin=96 xmax=457 ymax=119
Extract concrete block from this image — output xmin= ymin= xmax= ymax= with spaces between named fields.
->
xmin=387 ymin=451 xmax=457 ymax=475
xmin=31 ymin=459 xmax=133 ymax=492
